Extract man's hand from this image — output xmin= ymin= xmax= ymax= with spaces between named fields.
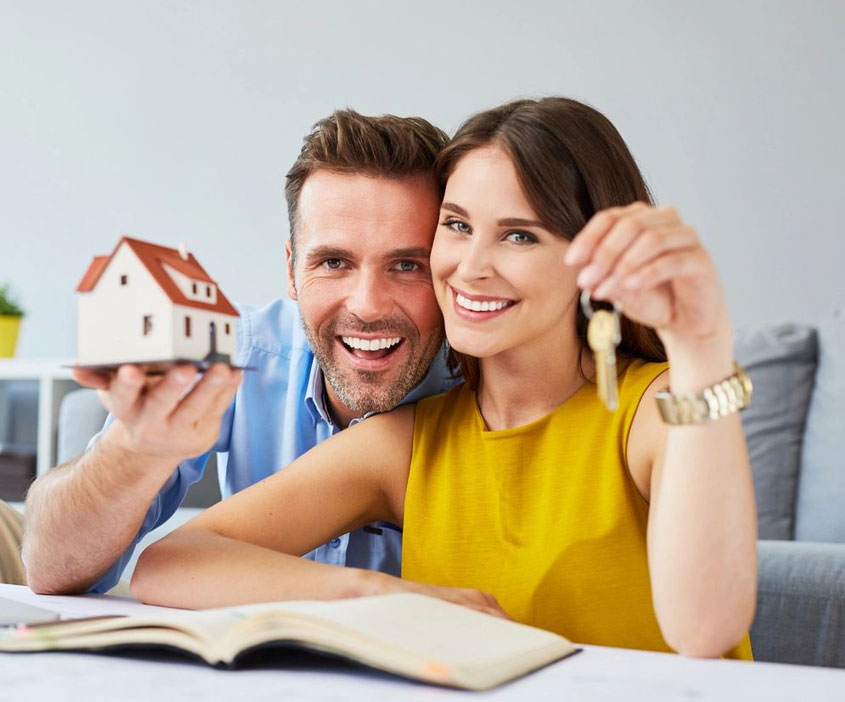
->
xmin=24 ymin=362 xmax=242 ymax=594
xmin=73 ymin=362 xmax=242 ymax=462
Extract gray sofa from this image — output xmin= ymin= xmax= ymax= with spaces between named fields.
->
xmin=51 ymin=311 xmax=845 ymax=666
xmin=738 ymin=311 xmax=845 ymax=667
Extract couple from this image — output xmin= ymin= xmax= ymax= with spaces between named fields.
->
xmin=24 ymin=97 xmax=756 ymax=659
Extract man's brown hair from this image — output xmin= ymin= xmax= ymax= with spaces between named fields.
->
xmin=434 ymin=97 xmax=667 ymax=390
xmin=285 ymin=109 xmax=449 ymax=266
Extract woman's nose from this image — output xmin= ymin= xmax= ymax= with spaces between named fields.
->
xmin=456 ymin=239 xmax=495 ymax=281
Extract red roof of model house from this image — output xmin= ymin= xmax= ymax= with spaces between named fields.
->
xmin=76 ymin=237 xmax=239 ymax=317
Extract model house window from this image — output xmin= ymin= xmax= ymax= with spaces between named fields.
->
xmin=225 ymin=323 xmax=231 ymax=335
xmin=120 ymin=275 xmax=127 ymax=285
xmin=143 ymin=315 xmax=152 ymax=336
xmin=185 ymin=316 xmax=192 ymax=337
xmin=192 ymin=282 xmax=197 ymax=294
xmin=206 ymin=285 xmax=211 ymax=297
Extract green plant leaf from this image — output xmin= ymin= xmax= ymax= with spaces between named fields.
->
xmin=0 ymin=284 xmax=25 ymax=317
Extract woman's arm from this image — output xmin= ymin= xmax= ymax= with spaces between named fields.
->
xmin=130 ymin=405 xmax=512 ymax=619
xmin=568 ymin=202 xmax=758 ymax=657
xmin=131 ymin=406 xmax=415 ymax=609
xmin=627 ymin=338 xmax=757 ymax=658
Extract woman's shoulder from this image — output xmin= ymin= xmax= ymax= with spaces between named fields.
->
xmin=416 ymin=381 xmax=470 ymax=413
xmin=619 ymin=357 xmax=670 ymax=404
xmin=621 ymin=358 xmax=671 ymax=502
xmin=413 ymin=382 xmax=476 ymax=436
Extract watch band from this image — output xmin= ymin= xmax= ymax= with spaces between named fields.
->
xmin=655 ymin=363 xmax=753 ymax=425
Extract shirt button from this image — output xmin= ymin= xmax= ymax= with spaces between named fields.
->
xmin=329 ymin=538 xmax=341 ymax=548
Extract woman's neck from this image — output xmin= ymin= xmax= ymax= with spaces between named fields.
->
xmin=476 ymin=333 xmax=594 ymax=431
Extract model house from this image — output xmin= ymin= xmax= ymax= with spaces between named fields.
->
xmin=75 ymin=237 xmax=239 ymax=368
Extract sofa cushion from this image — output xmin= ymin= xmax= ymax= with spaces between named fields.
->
xmin=735 ymin=324 xmax=818 ymax=540
xmin=796 ymin=310 xmax=845 ymax=542
xmin=752 ymin=540 xmax=845 ymax=667
xmin=57 ymin=388 xmax=109 ymax=465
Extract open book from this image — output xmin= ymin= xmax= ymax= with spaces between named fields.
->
xmin=0 ymin=593 xmax=577 ymax=690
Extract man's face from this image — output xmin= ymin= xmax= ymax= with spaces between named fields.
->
xmin=287 ymin=170 xmax=445 ymax=424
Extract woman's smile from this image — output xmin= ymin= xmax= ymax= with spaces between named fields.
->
xmin=451 ymin=286 xmax=518 ymax=320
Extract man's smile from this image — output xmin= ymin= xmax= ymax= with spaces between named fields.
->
xmin=336 ymin=335 xmax=407 ymax=370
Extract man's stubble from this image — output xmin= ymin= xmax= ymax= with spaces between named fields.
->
xmin=301 ymin=312 xmax=444 ymax=417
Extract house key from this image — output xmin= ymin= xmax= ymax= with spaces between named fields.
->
xmin=581 ymin=290 xmax=621 ymax=411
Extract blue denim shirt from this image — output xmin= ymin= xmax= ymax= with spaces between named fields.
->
xmin=88 ymin=297 xmax=454 ymax=593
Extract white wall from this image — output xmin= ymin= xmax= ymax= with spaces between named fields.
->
xmin=1 ymin=0 xmax=843 ymax=358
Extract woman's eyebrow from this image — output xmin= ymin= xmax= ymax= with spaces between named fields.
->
xmin=441 ymin=202 xmax=469 ymax=217
xmin=442 ymin=202 xmax=544 ymax=229
xmin=497 ymin=217 xmax=545 ymax=228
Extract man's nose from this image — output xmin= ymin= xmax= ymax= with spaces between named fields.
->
xmin=345 ymin=269 xmax=394 ymax=322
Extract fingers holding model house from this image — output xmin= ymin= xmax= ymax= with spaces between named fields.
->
xmin=73 ymin=362 xmax=242 ymax=462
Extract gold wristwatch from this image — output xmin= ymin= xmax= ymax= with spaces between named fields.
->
xmin=655 ymin=363 xmax=753 ymax=425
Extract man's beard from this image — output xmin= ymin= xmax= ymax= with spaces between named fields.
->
xmin=301 ymin=312 xmax=444 ymax=417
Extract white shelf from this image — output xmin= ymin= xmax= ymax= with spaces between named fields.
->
xmin=0 ymin=359 xmax=75 ymax=379
xmin=0 ymin=359 xmax=80 ymax=476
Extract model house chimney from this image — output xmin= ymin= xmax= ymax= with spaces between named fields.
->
xmin=178 ymin=242 xmax=189 ymax=261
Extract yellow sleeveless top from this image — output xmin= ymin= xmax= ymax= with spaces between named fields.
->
xmin=403 ymin=359 xmax=752 ymax=660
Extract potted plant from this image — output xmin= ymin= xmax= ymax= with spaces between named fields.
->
xmin=0 ymin=284 xmax=24 ymax=357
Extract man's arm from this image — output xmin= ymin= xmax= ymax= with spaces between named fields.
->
xmin=23 ymin=362 xmax=241 ymax=594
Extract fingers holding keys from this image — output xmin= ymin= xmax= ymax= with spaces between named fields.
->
xmin=564 ymin=201 xmax=652 ymax=268
xmin=567 ymin=204 xmax=686 ymax=292
xmin=566 ymin=203 xmax=728 ymax=340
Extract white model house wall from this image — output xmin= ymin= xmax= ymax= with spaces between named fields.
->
xmin=77 ymin=244 xmax=174 ymax=365
xmin=171 ymin=304 xmax=237 ymax=362
xmin=162 ymin=262 xmax=219 ymax=306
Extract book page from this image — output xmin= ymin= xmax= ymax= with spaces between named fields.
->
xmin=221 ymin=593 xmax=572 ymax=668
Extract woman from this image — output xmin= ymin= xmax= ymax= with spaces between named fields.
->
xmin=132 ymin=97 xmax=757 ymax=659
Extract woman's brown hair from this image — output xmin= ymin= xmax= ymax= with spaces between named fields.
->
xmin=435 ymin=97 xmax=666 ymax=389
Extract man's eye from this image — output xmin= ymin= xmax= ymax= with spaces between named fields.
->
xmin=442 ymin=219 xmax=471 ymax=234
xmin=323 ymin=259 xmax=344 ymax=270
xmin=394 ymin=261 xmax=420 ymax=273
xmin=506 ymin=231 xmax=538 ymax=244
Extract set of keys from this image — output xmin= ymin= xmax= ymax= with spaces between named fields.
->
xmin=581 ymin=290 xmax=621 ymax=412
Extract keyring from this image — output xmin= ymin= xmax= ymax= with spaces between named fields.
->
xmin=580 ymin=289 xmax=622 ymax=320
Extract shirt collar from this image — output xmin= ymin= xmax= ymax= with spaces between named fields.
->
xmin=303 ymin=343 xmax=455 ymax=429
xmin=304 ymin=356 xmax=335 ymax=427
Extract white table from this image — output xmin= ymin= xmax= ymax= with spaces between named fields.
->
xmin=0 ymin=359 xmax=78 ymax=476
xmin=1 ymin=584 xmax=843 ymax=702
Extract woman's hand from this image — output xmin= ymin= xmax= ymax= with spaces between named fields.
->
xmin=370 ymin=571 xmax=511 ymax=620
xmin=565 ymin=202 xmax=731 ymax=349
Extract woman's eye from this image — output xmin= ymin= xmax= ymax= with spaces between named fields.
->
xmin=442 ymin=219 xmax=471 ymax=234
xmin=394 ymin=260 xmax=420 ymax=273
xmin=323 ymin=258 xmax=344 ymax=270
xmin=506 ymin=231 xmax=538 ymax=244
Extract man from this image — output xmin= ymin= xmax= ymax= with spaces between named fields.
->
xmin=22 ymin=110 xmax=451 ymax=594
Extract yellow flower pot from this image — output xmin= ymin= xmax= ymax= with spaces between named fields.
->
xmin=0 ymin=315 xmax=22 ymax=357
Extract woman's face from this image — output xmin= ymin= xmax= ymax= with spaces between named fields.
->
xmin=430 ymin=145 xmax=580 ymax=361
